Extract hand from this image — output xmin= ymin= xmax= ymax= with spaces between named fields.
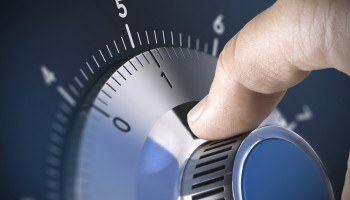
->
xmin=187 ymin=0 xmax=350 ymax=199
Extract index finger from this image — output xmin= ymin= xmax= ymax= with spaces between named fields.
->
xmin=187 ymin=0 xmax=350 ymax=140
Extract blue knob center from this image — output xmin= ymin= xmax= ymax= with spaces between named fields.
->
xmin=242 ymin=139 xmax=331 ymax=200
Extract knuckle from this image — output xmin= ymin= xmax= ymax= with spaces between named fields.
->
xmin=289 ymin=0 xmax=336 ymax=68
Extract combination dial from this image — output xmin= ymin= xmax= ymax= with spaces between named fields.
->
xmin=2 ymin=1 xmax=349 ymax=199
xmin=70 ymin=47 xmax=217 ymax=199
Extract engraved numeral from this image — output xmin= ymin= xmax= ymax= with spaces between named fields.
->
xmin=41 ymin=65 xmax=56 ymax=86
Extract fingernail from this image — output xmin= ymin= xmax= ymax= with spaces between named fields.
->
xmin=188 ymin=98 xmax=207 ymax=122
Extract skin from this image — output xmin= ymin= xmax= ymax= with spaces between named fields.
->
xmin=187 ymin=0 xmax=350 ymax=199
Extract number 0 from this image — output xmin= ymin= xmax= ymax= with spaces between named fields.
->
xmin=113 ymin=117 xmax=130 ymax=132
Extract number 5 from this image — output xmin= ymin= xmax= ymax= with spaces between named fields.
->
xmin=115 ymin=0 xmax=127 ymax=18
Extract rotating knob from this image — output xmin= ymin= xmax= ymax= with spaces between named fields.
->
xmin=180 ymin=126 xmax=334 ymax=200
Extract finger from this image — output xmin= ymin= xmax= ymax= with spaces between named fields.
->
xmin=188 ymin=0 xmax=350 ymax=140
xmin=342 ymin=149 xmax=350 ymax=200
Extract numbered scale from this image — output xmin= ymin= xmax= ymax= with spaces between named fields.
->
xmin=1 ymin=0 xmax=350 ymax=200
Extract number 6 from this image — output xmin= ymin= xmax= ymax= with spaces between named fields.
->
xmin=213 ymin=14 xmax=225 ymax=35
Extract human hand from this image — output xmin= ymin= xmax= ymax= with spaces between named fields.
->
xmin=187 ymin=0 xmax=350 ymax=199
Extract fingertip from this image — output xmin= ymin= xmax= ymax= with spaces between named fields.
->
xmin=187 ymin=98 xmax=216 ymax=140
xmin=187 ymin=96 xmax=251 ymax=141
xmin=187 ymin=99 xmax=221 ymax=140
xmin=187 ymin=97 xmax=207 ymax=123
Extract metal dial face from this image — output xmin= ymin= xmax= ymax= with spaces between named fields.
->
xmin=73 ymin=48 xmax=216 ymax=200
xmin=72 ymin=49 xmax=285 ymax=200
xmin=1 ymin=0 xmax=350 ymax=200
xmin=71 ymin=48 xmax=290 ymax=200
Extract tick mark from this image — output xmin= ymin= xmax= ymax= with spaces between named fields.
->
xmin=153 ymin=30 xmax=158 ymax=44
xmin=97 ymin=97 xmax=108 ymax=106
xmin=212 ymin=38 xmax=219 ymax=56
xmin=125 ymin=24 xmax=135 ymax=48
xmin=179 ymin=47 xmax=185 ymax=58
xmin=123 ymin=65 xmax=132 ymax=75
xmin=47 ymin=155 xmax=61 ymax=167
xmin=162 ymin=30 xmax=165 ymax=44
xmin=99 ymin=50 xmax=106 ymax=62
xmin=80 ymin=69 xmax=89 ymax=81
xmin=137 ymin=32 xmax=142 ymax=45
xmin=171 ymin=47 xmax=178 ymax=58
xmin=118 ymin=71 xmax=126 ymax=80
xmin=121 ymin=37 xmax=127 ymax=50
xmin=106 ymin=82 xmax=116 ymax=92
xmin=187 ymin=48 xmax=192 ymax=59
xmin=179 ymin=33 xmax=182 ymax=46
xmin=57 ymin=86 xmax=76 ymax=106
xmin=149 ymin=51 xmax=161 ymax=68
xmin=101 ymin=90 xmax=112 ymax=99
xmin=74 ymin=76 xmax=84 ymax=88
xmin=93 ymin=105 xmax=110 ymax=118
xmin=106 ymin=44 xmax=113 ymax=57
xmin=69 ymin=84 xmax=79 ymax=96
xmin=195 ymin=50 xmax=199 ymax=60
xmin=55 ymin=112 xmax=68 ymax=124
xmin=135 ymin=56 xmax=144 ymax=67
xmin=113 ymin=40 xmax=120 ymax=53
xmin=171 ymin=31 xmax=174 ymax=45
xmin=145 ymin=31 xmax=150 ymax=44
xmin=164 ymin=47 xmax=172 ymax=59
xmin=92 ymin=55 xmax=100 ymax=68
xmin=111 ymin=76 xmax=121 ymax=86
xmin=142 ymin=53 xmax=150 ymax=64
xmin=129 ymin=61 xmax=137 ymax=71
xmin=86 ymin=62 xmax=94 ymax=74
xmin=156 ymin=48 xmax=164 ymax=60
xmin=60 ymin=102 xmax=72 ymax=115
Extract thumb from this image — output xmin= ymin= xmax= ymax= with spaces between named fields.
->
xmin=187 ymin=0 xmax=350 ymax=140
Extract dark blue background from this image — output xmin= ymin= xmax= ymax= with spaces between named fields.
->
xmin=0 ymin=0 xmax=349 ymax=199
